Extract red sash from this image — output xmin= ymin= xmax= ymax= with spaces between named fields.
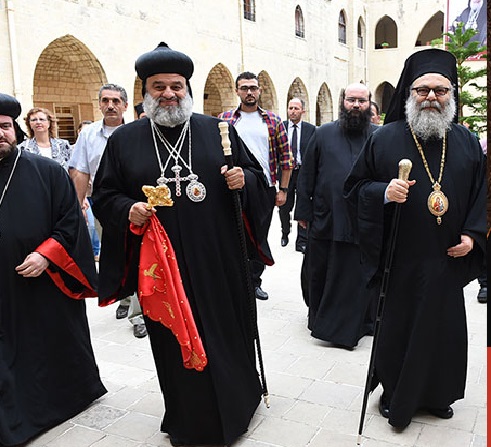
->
xmin=130 ymin=215 xmax=207 ymax=371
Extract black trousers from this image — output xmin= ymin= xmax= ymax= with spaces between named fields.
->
xmin=250 ymin=186 xmax=276 ymax=288
xmin=278 ymin=168 xmax=307 ymax=247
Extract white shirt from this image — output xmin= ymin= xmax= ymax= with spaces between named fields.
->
xmin=69 ymin=120 xmax=122 ymax=184
xmin=234 ymin=111 xmax=272 ymax=185
xmin=287 ymin=120 xmax=302 ymax=166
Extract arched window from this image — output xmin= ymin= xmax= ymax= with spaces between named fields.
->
xmin=357 ymin=18 xmax=365 ymax=49
xmin=295 ymin=6 xmax=305 ymax=38
xmin=338 ymin=10 xmax=347 ymax=44
xmin=415 ymin=11 xmax=444 ymax=47
xmin=243 ymin=0 xmax=256 ymax=21
xmin=375 ymin=16 xmax=398 ymax=49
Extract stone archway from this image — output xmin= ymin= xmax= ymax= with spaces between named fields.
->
xmin=374 ymin=81 xmax=395 ymax=116
xmin=316 ymin=83 xmax=333 ymax=125
xmin=133 ymin=77 xmax=144 ymax=119
xmin=33 ymin=35 xmax=106 ymax=143
xmin=203 ymin=64 xmax=236 ymax=117
xmin=415 ymin=11 xmax=444 ymax=47
xmin=257 ymin=71 xmax=278 ymax=115
xmin=286 ymin=77 xmax=310 ymax=121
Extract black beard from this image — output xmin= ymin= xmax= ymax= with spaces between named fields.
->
xmin=0 ymin=142 xmax=16 ymax=160
xmin=339 ymin=105 xmax=372 ymax=133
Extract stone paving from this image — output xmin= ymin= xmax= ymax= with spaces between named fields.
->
xmin=25 ymin=217 xmax=486 ymax=447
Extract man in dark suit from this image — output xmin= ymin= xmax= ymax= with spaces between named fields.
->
xmin=279 ymin=97 xmax=315 ymax=252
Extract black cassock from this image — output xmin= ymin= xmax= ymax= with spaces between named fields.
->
xmin=0 ymin=149 xmax=106 ymax=446
xmin=295 ymin=121 xmax=378 ymax=348
xmin=344 ymin=121 xmax=486 ymax=427
xmin=92 ymin=114 xmax=271 ymax=446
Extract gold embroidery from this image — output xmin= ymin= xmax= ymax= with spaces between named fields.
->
xmin=163 ymin=302 xmax=175 ymax=319
xmin=143 ymin=263 xmax=161 ymax=280
xmin=189 ymin=350 xmax=203 ymax=368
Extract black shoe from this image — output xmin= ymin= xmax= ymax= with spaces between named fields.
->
xmin=428 ymin=406 xmax=454 ymax=419
xmin=133 ymin=323 xmax=148 ymax=338
xmin=379 ymin=393 xmax=390 ymax=419
xmin=477 ymin=286 xmax=487 ymax=303
xmin=116 ymin=304 xmax=129 ymax=319
xmin=255 ymin=286 xmax=269 ymax=300
xmin=330 ymin=342 xmax=354 ymax=351
xmin=281 ymin=234 xmax=289 ymax=247
xmin=169 ymin=438 xmax=184 ymax=447
xmin=295 ymin=244 xmax=306 ymax=254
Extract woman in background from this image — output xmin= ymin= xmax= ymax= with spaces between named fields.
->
xmin=19 ymin=107 xmax=71 ymax=171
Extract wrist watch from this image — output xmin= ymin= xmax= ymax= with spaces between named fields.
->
xmin=279 ymin=187 xmax=288 ymax=193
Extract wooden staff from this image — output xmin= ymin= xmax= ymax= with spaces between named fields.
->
xmin=357 ymin=158 xmax=412 ymax=444
xmin=218 ymin=121 xmax=269 ymax=407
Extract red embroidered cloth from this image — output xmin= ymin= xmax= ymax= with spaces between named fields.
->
xmin=130 ymin=215 xmax=207 ymax=371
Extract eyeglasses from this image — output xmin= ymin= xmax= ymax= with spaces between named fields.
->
xmin=345 ymin=98 xmax=368 ymax=105
xmin=411 ymin=87 xmax=450 ymax=97
xmin=29 ymin=117 xmax=48 ymax=122
xmin=238 ymin=86 xmax=259 ymax=92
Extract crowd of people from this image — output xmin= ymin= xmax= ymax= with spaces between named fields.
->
xmin=0 ymin=44 xmax=486 ymax=446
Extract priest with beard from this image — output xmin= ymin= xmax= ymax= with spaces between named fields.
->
xmin=344 ymin=49 xmax=486 ymax=429
xmin=92 ymin=43 xmax=272 ymax=447
xmin=0 ymin=93 xmax=106 ymax=446
xmin=294 ymin=83 xmax=379 ymax=349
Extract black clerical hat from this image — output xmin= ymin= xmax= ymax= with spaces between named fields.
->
xmin=0 ymin=93 xmax=21 ymax=119
xmin=135 ymin=42 xmax=194 ymax=82
xmin=384 ymin=49 xmax=459 ymax=124
xmin=0 ymin=93 xmax=26 ymax=143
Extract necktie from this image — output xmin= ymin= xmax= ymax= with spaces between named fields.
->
xmin=291 ymin=124 xmax=298 ymax=167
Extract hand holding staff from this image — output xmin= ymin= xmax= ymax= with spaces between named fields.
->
xmin=357 ymin=159 xmax=412 ymax=444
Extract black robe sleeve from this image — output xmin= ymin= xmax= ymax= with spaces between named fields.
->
xmin=343 ymin=132 xmax=389 ymax=284
xmin=294 ymin=128 xmax=318 ymax=223
xmin=91 ymin=134 xmax=140 ymax=304
xmin=231 ymin=124 xmax=274 ymax=266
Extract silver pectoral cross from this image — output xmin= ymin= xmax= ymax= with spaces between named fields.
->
xmin=171 ymin=165 xmax=183 ymax=196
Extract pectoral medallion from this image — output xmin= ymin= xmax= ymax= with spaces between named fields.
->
xmin=186 ymin=178 xmax=206 ymax=202
xmin=427 ymin=183 xmax=448 ymax=225
xmin=410 ymin=127 xmax=448 ymax=226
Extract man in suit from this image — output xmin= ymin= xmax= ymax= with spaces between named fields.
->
xmin=279 ymin=98 xmax=315 ymax=253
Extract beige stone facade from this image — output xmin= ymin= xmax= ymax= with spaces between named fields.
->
xmin=1 ymin=0 xmax=448 ymax=142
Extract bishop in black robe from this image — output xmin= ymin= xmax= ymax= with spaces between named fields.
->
xmin=344 ymin=121 xmax=486 ymax=427
xmin=0 ymin=148 xmax=106 ymax=446
xmin=344 ymin=48 xmax=486 ymax=429
xmin=92 ymin=113 xmax=271 ymax=446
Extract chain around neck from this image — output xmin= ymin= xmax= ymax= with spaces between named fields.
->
xmin=410 ymin=126 xmax=446 ymax=187
xmin=151 ymin=120 xmax=192 ymax=177
xmin=0 ymin=149 xmax=21 ymax=209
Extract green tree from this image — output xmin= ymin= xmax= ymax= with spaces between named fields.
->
xmin=432 ymin=22 xmax=487 ymax=132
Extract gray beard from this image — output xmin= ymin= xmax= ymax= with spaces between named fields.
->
xmin=405 ymin=94 xmax=455 ymax=140
xmin=143 ymin=91 xmax=193 ymax=127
